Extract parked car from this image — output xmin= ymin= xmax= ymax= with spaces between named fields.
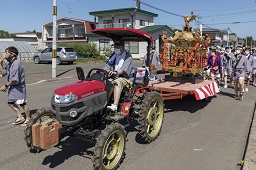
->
xmin=33 ymin=47 xmax=77 ymax=64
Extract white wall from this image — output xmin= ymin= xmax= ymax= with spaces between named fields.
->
xmin=88 ymin=28 xmax=174 ymax=60
xmin=134 ymin=13 xmax=154 ymax=29
xmin=97 ymin=13 xmax=155 ymax=29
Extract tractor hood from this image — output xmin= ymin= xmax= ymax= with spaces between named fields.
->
xmin=54 ymin=80 xmax=106 ymax=100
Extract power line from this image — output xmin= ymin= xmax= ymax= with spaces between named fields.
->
xmin=201 ymin=23 xmax=217 ymax=30
xmin=133 ymin=0 xmax=184 ymax=18
xmin=203 ymin=20 xmax=256 ymax=25
xmin=202 ymin=9 xmax=256 ymax=18
xmin=194 ymin=5 xmax=255 ymax=12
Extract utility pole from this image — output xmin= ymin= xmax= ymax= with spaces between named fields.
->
xmin=198 ymin=15 xmax=202 ymax=37
xmin=52 ymin=0 xmax=57 ymax=78
xmin=227 ymin=28 xmax=229 ymax=47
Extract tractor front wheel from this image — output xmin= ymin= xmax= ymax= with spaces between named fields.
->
xmin=93 ymin=123 xmax=126 ymax=170
xmin=24 ymin=107 xmax=56 ymax=152
xmin=137 ymin=91 xmax=164 ymax=143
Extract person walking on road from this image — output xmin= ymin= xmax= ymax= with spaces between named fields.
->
xmin=252 ymin=53 xmax=256 ymax=86
xmin=244 ymin=47 xmax=253 ymax=92
xmin=206 ymin=47 xmax=222 ymax=90
xmin=0 ymin=46 xmax=31 ymax=126
xmin=222 ymin=46 xmax=235 ymax=88
xmin=232 ymin=46 xmax=249 ymax=101
xmin=142 ymin=46 xmax=161 ymax=80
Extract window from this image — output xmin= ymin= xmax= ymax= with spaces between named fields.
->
xmin=140 ymin=20 xmax=145 ymax=26
xmin=77 ymin=27 xmax=85 ymax=33
xmin=103 ymin=20 xmax=112 ymax=24
xmin=57 ymin=48 xmax=62 ymax=52
xmin=42 ymin=48 xmax=52 ymax=53
xmin=99 ymin=39 xmax=110 ymax=51
xmin=119 ymin=18 xmax=130 ymax=23
xmin=65 ymin=48 xmax=75 ymax=52
xmin=76 ymin=27 xmax=85 ymax=36
xmin=58 ymin=28 xmax=73 ymax=37
xmin=126 ymin=42 xmax=139 ymax=54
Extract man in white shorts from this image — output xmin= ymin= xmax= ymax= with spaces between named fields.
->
xmin=232 ymin=46 xmax=249 ymax=101
xmin=244 ymin=47 xmax=253 ymax=92
xmin=0 ymin=46 xmax=31 ymax=126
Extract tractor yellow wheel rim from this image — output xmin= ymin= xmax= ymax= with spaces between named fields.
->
xmin=146 ymin=97 xmax=164 ymax=138
xmin=102 ymin=129 xmax=125 ymax=169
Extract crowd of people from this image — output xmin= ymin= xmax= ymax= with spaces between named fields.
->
xmin=204 ymin=45 xmax=256 ymax=101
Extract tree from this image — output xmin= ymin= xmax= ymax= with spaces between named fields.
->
xmin=0 ymin=30 xmax=10 ymax=37
xmin=243 ymin=36 xmax=254 ymax=48
xmin=0 ymin=30 xmax=16 ymax=37
xmin=25 ymin=29 xmax=37 ymax=33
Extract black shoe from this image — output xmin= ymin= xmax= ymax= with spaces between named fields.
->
xmin=234 ymin=95 xmax=239 ymax=100
xmin=239 ymin=94 xmax=244 ymax=101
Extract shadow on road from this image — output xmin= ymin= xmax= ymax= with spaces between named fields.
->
xmin=42 ymin=137 xmax=94 ymax=169
xmin=57 ymin=69 xmax=74 ymax=77
xmin=164 ymin=95 xmax=212 ymax=113
xmin=219 ymin=91 xmax=235 ymax=98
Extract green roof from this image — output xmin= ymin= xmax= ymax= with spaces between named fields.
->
xmin=83 ymin=32 xmax=101 ymax=37
xmin=139 ymin=25 xmax=175 ymax=34
xmin=89 ymin=8 xmax=158 ymax=17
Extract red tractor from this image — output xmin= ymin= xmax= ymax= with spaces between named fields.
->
xmin=24 ymin=28 xmax=164 ymax=170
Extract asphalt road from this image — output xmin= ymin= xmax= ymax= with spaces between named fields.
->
xmin=0 ymin=61 xmax=255 ymax=170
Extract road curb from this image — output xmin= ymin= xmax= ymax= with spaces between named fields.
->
xmin=242 ymin=101 xmax=256 ymax=170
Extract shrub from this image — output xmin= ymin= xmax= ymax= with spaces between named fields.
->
xmin=58 ymin=42 xmax=101 ymax=59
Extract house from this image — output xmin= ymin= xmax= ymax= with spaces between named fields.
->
xmin=42 ymin=17 xmax=96 ymax=47
xmin=201 ymin=28 xmax=229 ymax=47
xmin=229 ymin=33 xmax=244 ymax=48
xmin=87 ymin=4 xmax=174 ymax=59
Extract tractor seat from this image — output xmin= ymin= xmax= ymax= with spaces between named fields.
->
xmin=86 ymin=72 xmax=104 ymax=81
xmin=132 ymin=67 xmax=149 ymax=86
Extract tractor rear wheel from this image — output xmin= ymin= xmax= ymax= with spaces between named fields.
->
xmin=93 ymin=123 xmax=126 ymax=170
xmin=137 ymin=91 xmax=164 ymax=143
xmin=24 ymin=107 xmax=56 ymax=152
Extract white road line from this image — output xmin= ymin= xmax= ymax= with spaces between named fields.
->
xmin=27 ymin=76 xmax=75 ymax=86
xmin=27 ymin=80 xmax=47 ymax=86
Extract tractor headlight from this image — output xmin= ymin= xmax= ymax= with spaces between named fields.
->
xmin=69 ymin=110 xmax=78 ymax=117
xmin=52 ymin=93 xmax=78 ymax=104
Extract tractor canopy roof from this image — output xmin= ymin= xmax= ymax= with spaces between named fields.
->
xmin=92 ymin=28 xmax=153 ymax=43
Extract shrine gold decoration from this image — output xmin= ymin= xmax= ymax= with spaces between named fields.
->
xmin=160 ymin=12 xmax=211 ymax=76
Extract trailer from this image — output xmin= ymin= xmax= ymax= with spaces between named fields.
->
xmin=149 ymin=79 xmax=219 ymax=101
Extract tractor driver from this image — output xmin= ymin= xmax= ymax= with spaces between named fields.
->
xmin=104 ymin=40 xmax=134 ymax=112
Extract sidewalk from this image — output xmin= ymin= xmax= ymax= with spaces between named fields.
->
xmin=243 ymin=101 xmax=256 ymax=170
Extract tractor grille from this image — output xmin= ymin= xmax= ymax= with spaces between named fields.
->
xmin=51 ymin=102 xmax=84 ymax=112
xmin=61 ymin=112 xmax=83 ymax=121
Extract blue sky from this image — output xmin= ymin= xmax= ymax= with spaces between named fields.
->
xmin=1 ymin=0 xmax=256 ymax=39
